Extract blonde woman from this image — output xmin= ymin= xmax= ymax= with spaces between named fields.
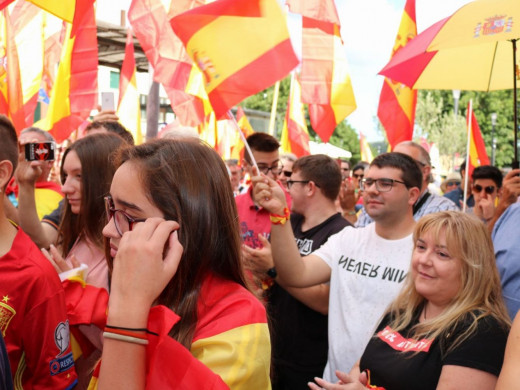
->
xmin=310 ymin=211 xmax=510 ymax=390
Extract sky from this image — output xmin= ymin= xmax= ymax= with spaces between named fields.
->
xmin=98 ymin=0 xmax=474 ymax=142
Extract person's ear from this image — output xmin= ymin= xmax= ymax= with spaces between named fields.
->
xmin=0 ymin=160 xmax=13 ymax=190
xmin=408 ymin=186 xmax=421 ymax=205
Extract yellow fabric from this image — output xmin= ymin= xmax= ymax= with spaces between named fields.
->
xmin=410 ymin=0 xmax=519 ymax=91
xmin=281 ymin=73 xmax=309 ymax=154
xmin=116 ymin=70 xmax=142 ymax=144
xmin=186 ymin=0 xmax=288 ymax=92
xmin=27 ymin=0 xmax=74 ymax=23
xmin=33 ymin=187 xmax=63 ymax=220
xmin=191 ymin=323 xmax=271 ymax=390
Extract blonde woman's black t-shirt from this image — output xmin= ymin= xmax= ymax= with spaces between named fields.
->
xmin=359 ymin=312 xmax=508 ymax=390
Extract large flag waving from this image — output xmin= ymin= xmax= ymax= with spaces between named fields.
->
xmin=170 ymin=0 xmax=299 ymax=118
xmin=35 ymin=5 xmax=98 ymax=141
xmin=286 ymin=0 xmax=340 ymax=25
xmin=117 ymin=29 xmax=142 ymax=144
xmin=359 ymin=132 xmax=374 ymax=163
xmin=377 ymin=0 xmax=417 ymax=150
xmin=281 ymin=74 xmax=310 ymax=157
xmin=26 ymin=0 xmax=95 ymax=36
xmin=301 ymin=17 xmax=356 ymax=143
xmin=466 ymin=101 xmax=490 ymax=177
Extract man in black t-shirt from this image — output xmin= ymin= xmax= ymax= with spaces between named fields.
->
xmin=246 ymin=154 xmax=350 ymax=389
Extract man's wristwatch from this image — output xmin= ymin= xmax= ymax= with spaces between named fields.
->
xmin=266 ymin=267 xmax=277 ymax=278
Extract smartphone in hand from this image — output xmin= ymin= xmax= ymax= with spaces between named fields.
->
xmin=24 ymin=142 xmax=56 ymax=161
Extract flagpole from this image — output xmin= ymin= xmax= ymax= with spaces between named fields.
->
xmin=268 ymin=81 xmax=280 ymax=136
xmin=227 ymin=110 xmax=258 ymax=170
xmin=462 ymin=99 xmax=472 ymax=213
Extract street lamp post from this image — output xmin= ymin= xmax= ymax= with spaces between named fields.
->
xmin=491 ymin=112 xmax=497 ymax=166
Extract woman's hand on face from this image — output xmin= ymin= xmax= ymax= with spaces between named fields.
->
xmin=110 ymin=218 xmax=183 ymax=310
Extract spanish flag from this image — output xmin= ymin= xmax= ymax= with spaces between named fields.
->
xmin=466 ymin=101 xmax=490 ymax=177
xmin=26 ymin=0 xmax=95 ymax=36
xmin=301 ymin=17 xmax=356 ymax=143
xmin=170 ymin=0 xmax=298 ymax=119
xmin=286 ymin=0 xmax=340 ymax=25
xmin=377 ymin=0 xmax=417 ymax=150
xmin=281 ymin=73 xmax=310 ymax=157
xmin=0 ymin=8 xmax=25 ymax=132
xmin=34 ymin=5 xmax=98 ymax=142
xmin=359 ymin=132 xmax=374 ymax=163
xmin=229 ymin=106 xmax=254 ymax=160
xmin=117 ymin=29 xmax=142 ymax=144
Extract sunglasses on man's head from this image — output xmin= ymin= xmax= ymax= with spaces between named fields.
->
xmin=472 ymin=184 xmax=496 ymax=195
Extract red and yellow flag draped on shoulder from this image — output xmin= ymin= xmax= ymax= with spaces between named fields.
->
xmin=170 ymin=0 xmax=298 ymax=118
xmin=377 ymin=0 xmax=417 ymax=150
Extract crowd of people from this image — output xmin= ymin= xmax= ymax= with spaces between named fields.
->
xmin=1 ymin=113 xmax=520 ymax=390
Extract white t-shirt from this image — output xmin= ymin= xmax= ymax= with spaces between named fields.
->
xmin=313 ymin=223 xmax=413 ymax=381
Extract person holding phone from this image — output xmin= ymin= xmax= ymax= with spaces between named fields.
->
xmin=80 ymin=138 xmax=270 ymax=389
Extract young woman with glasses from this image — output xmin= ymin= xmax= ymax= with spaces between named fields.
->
xmin=90 ymin=138 xmax=270 ymax=389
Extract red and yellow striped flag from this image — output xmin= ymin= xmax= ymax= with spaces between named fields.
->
xmin=117 ymin=28 xmax=142 ymax=144
xmin=359 ymin=132 xmax=374 ymax=163
xmin=301 ymin=17 xmax=356 ymax=143
xmin=466 ymin=102 xmax=490 ymax=177
xmin=34 ymin=5 xmax=97 ymax=141
xmin=229 ymin=106 xmax=254 ymax=160
xmin=0 ymin=8 xmax=25 ymax=132
xmin=286 ymin=0 xmax=340 ymax=25
xmin=170 ymin=0 xmax=299 ymax=119
xmin=377 ymin=0 xmax=417 ymax=150
xmin=281 ymin=74 xmax=310 ymax=157
xmin=27 ymin=0 xmax=95 ymax=36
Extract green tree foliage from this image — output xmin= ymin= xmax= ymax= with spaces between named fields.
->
xmin=416 ymin=89 xmax=516 ymax=169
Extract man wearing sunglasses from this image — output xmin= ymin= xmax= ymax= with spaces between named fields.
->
xmin=252 ymin=152 xmax=422 ymax=381
xmin=356 ymin=141 xmax=458 ymax=227
xmin=470 ymin=165 xmax=503 ymax=224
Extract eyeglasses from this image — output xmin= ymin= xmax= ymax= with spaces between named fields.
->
xmin=283 ymin=170 xmax=292 ymax=177
xmin=446 ymin=181 xmax=460 ymax=187
xmin=360 ymin=178 xmax=407 ymax=192
xmin=104 ymin=196 xmax=147 ymax=237
xmin=353 ymin=173 xmax=364 ymax=179
xmin=472 ymin=184 xmax=496 ymax=195
xmin=286 ymin=180 xmax=319 ymax=189
xmin=257 ymin=164 xmax=283 ymax=176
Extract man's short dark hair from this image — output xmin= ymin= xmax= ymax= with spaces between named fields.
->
xmin=472 ymin=165 xmax=503 ymax=188
xmin=0 ymin=115 xmax=18 ymax=188
xmin=244 ymin=132 xmax=279 ymax=164
xmin=21 ymin=127 xmax=55 ymax=142
xmin=86 ymin=120 xmax=135 ymax=145
xmin=370 ymin=152 xmax=422 ymax=190
xmin=339 ymin=158 xmax=350 ymax=170
xmin=293 ymin=154 xmax=342 ymax=201
xmin=353 ymin=162 xmax=369 ymax=172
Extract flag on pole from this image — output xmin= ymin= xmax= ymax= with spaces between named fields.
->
xmin=377 ymin=0 xmax=417 ymax=150
xmin=170 ymin=0 xmax=299 ymax=119
xmin=359 ymin=132 xmax=374 ymax=163
xmin=229 ymin=106 xmax=254 ymax=160
xmin=34 ymin=5 xmax=97 ymax=141
xmin=0 ymin=8 xmax=26 ymax=132
xmin=117 ymin=29 xmax=142 ymax=144
xmin=286 ymin=0 xmax=340 ymax=25
xmin=281 ymin=74 xmax=310 ymax=157
xmin=128 ymin=0 xmax=205 ymax=127
xmin=466 ymin=101 xmax=490 ymax=177
xmin=301 ymin=17 xmax=356 ymax=143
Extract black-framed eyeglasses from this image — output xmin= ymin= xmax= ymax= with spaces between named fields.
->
xmin=353 ymin=173 xmax=364 ymax=179
xmin=104 ymin=196 xmax=147 ymax=237
xmin=287 ymin=180 xmax=310 ymax=189
xmin=360 ymin=178 xmax=407 ymax=192
xmin=257 ymin=164 xmax=283 ymax=176
xmin=472 ymin=184 xmax=496 ymax=195
xmin=283 ymin=170 xmax=292 ymax=177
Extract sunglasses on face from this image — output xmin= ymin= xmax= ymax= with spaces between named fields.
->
xmin=472 ymin=184 xmax=496 ymax=195
xmin=353 ymin=173 xmax=364 ymax=179
xmin=446 ymin=181 xmax=460 ymax=187
xmin=283 ymin=170 xmax=292 ymax=177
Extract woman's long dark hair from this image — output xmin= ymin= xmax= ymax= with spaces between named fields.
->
xmin=58 ymin=133 xmax=126 ymax=256
xmin=109 ymin=138 xmax=246 ymax=348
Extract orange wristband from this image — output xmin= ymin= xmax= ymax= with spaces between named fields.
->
xmin=270 ymin=207 xmax=290 ymax=225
